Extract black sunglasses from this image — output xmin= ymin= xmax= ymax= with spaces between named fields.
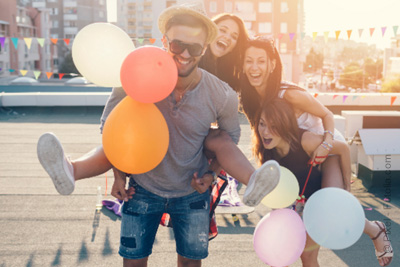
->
xmin=165 ymin=36 xmax=204 ymax=57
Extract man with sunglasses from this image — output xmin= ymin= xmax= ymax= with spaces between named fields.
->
xmin=104 ymin=3 xmax=240 ymax=266
xmin=99 ymin=2 xmax=277 ymax=266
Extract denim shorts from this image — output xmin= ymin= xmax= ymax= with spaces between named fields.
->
xmin=119 ymin=179 xmax=210 ymax=260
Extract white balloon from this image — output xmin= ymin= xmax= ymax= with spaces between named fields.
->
xmin=303 ymin=188 xmax=365 ymax=249
xmin=72 ymin=23 xmax=135 ymax=87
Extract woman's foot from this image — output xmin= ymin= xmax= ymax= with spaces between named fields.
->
xmin=370 ymin=221 xmax=393 ymax=266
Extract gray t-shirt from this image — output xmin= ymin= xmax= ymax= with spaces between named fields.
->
xmin=100 ymin=69 xmax=240 ymax=198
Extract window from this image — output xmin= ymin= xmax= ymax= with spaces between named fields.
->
xmin=235 ymin=2 xmax=254 ymax=12
xmin=259 ymin=2 xmax=272 ymax=13
xmin=210 ymin=1 xmax=217 ymax=13
xmin=51 ymin=8 xmax=58 ymax=15
xmin=53 ymin=20 xmax=58 ymax=28
xmin=280 ymin=42 xmax=287 ymax=53
xmin=281 ymin=2 xmax=289 ymax=13
xmin=259 ymin=22 xmax=271 ymax=34
xmin=225 ymin=1 xmax=232 ymax=13
xmin=280 ymin=22 xmax=287 ymax=33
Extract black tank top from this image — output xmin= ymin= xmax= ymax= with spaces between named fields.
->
xmin=275 ymin=129 xmax=322 ymax=199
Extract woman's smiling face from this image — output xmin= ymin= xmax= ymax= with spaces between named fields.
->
xmin=209 ymin=18 xmax=239 ymax=58
xmin=243 ymin=46 xmax=275 ymax=96
xmin=258 ymin=112 xmax=282 ymax=150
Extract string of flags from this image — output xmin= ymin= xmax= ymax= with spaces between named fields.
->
xmin=0 ymin=67 xmax=74 ymax=80
xmin=312 ymin=93 xmax=398 ymax=106
xmin=0 ymin=24 xmax=399 ymax=51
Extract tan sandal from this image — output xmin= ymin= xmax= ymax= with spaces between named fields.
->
xmin=371 ymin=221 xmax=394 ymax=266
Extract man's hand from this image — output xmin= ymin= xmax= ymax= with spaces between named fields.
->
xmin=191 ymin=172 xmax=213 ymax=194
xmin=111 ymin=168 xmax=135 ymax=202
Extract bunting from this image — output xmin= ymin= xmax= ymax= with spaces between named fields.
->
xmin=358 ymin=28 xmax=364 ymax=38
xmin=289 ymin=33 xmax=295 ymax=41
xmin=46 ymin=72 xmax=53 ymax=79
xmin=24 ymin=38 xmax=32 ymax=50
xmin=323 ymin=31 xmax=329 ymax=43
xmin=50 ymin=38 xmax=58 ymax=45
xmin=381 ymin=27 xmax=387 ymax=37
xmin=19 ymin=70 xmax=28 ymax=76
xmin=391 ymin=96 xmax=397 ymax=106
xmin=33 ymin=71 xmax=41 ymax=79
xmin=37 ymin=38 xmax=45 ymax=47
xmin=0 ymin=37 xmax=6 ymax=49
xmin=346 ymin=30 xmax=352 ymax=40
xmin=335 ymin=30 xmax=340 ymax=40
xmin=10 ymin=37 xmax=18 ymax=49
xmin=369 ymin=28 xmax=375 ymax=37
xmin=393 ymin=26 xmax=399 ymax=36
xmin=149 ymin=38 xmax=156 ymax=44
xmin=312 ymin=32 xmax=318 ymax=41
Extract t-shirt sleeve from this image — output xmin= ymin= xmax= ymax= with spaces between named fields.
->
xmin=216 ymin=87 xmax=241 ymax=144
xmin=99 ymin=87 xmax=127 ymax=133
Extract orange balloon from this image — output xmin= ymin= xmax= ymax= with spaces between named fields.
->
xmin=102 ymin=97 xmax=169 ymax=174
xmin=120 ymin=46 xmax=177 ymax=103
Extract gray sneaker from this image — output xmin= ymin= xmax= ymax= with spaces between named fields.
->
xmin=37 ymin=132 xmax=75 ymax=195
xmin=243 ymin=160 xmax=280 ymax=207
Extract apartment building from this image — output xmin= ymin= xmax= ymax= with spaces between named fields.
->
xmin=0 ymin=0 xmax=55 ymax=77
xmin=29 ymin=0 xmax=108 ymax=67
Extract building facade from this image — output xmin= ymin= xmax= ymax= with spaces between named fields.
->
xmin=29 ymin=0 xmax=108 ymax=68
xmin=0 ymin=0 xmax=56 ymax=77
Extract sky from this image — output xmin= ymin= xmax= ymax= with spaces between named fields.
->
xmin=304 ymin=0 xmax=400 ymax=48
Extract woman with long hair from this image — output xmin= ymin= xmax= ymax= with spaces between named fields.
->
xmin=240 ymin=35 xmax=351 ymax=192
xmin=253 ymin=99 xmax=393 ymax=267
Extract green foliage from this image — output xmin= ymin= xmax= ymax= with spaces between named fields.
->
xmin=364 ymin=57 xmax=383 ymax=81
xmin=304 ymin=47 xmax=324 ymax=73
xmin=58 ymin=52 xmax=80 ymax=75
xmin=339 ymin=58 xmax=383 ymax=89
xmin=381 ymin=75 xmax=400 ymax=92
xmin=339 ymin=62 xmax=364 ymax=88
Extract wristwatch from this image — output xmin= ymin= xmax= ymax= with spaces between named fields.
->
xmin=204 ymin=170 xmax=218 ymax=183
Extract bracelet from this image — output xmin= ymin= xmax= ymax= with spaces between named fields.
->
xmin=320 ymin=141 xmax=332 ymax=151
xmin=324 ymin=130 xmax=334 ymax=138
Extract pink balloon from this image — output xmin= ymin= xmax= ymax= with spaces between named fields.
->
xmin=253 ymin=209 xmax=306 ymax=266
xmin=120 ymin=46 xmax=177 ymax=103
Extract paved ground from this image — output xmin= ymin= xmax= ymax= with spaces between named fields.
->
xmin=0 ymin=106 xmax=399 ymax=267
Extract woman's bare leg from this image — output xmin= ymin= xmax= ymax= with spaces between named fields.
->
xmin=300 ymin=234 xmax=320 ymax=267
xmin=204 ymin=129 xmax=255 ymax=185
xmin=321 ymin=156 xmax=392 ymax=266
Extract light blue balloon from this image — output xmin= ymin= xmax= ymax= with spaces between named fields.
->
xmin=303 ymin=188 xmax=365 ymax=249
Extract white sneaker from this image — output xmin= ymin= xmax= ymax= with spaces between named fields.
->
xmin=37 ymin=132 xmax=75 ymax=195
xmin=243 ymin=160 xmax=280 ymax=207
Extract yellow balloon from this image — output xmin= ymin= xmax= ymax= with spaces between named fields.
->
xmin=261 ymin=166 xmax=300 ymax=209
xmin=72 ymin=23 xmax=135 ymax=87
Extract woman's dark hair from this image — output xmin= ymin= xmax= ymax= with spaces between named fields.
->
xmin=199 ymin=13 xmax=248 ymax=92
xmin=252 ymin=98 xmax=300 ymax=166
xmin=240 ymin=36 xmax=283 ymax=128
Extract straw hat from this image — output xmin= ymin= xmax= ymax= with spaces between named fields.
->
xmin=158 ymin=1 xmax=218 ymax=45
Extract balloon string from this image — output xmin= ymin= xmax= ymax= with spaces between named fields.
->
xmin=105 ymin=172 xmax=108 ymax=197
xmin=300 ymin=165 xmax=314 ymax=198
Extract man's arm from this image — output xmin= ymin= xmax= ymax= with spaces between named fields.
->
xmin=100 ymin=87 xmax=127 ymax=133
